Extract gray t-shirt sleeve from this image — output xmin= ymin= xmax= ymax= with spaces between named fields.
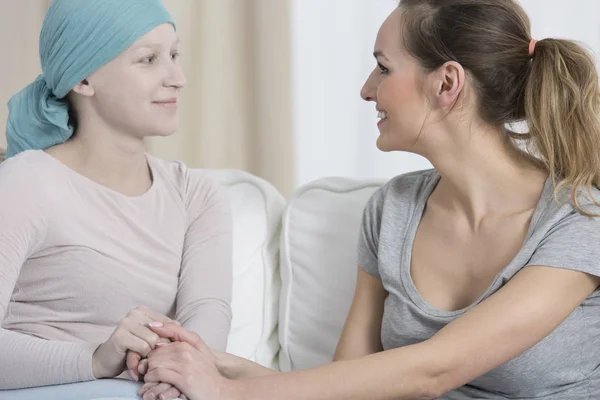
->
xmin=357 ymin=187 xmax=386 ymax=279
xmin=526 ymin=211 xmax=600 ymax=279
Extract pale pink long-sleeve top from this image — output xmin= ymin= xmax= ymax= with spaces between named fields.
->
xmin=0 ymin=150 xmax=233 ymax=389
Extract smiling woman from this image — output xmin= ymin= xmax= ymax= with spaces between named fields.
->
xmin=60 ymin=24 xmax=186 ymax=146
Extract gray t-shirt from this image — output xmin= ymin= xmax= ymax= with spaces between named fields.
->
xmin=358 ymin=169 xmax=600 ymax=399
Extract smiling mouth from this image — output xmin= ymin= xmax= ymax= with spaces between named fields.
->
xmin=377 ymin=110 xmax=388 ymax=125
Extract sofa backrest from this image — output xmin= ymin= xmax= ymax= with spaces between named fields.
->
xmin=278 ymin=177 xmax=384 ymax=371
xmin=205 ymin=170 xmax=286 ymax=370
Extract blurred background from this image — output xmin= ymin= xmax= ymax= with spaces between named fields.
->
xmin=1 ymin=0 xmax=599 ymax=197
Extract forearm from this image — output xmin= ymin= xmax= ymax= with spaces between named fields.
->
xmin=333 ymin=333 xmax=383 ymax=362
xmin=228 ymin=343 xmax=441 ymax=400
xmin=0 ymin=328 xmax=98 ymax=389
xmin=217 ymin=351 xmax=280 ymax=380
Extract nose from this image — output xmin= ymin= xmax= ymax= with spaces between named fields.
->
xmin=360 ymin=69 xmax=377 ymax=102
xmin=165 ymin=63 xmax=187 ymax=90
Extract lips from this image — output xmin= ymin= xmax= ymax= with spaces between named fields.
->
xmin=154 ymin=98 xmax=178 ymax=105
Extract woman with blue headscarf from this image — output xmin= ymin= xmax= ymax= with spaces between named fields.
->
xmin=0 ymin=1 xmax=233 ymax=399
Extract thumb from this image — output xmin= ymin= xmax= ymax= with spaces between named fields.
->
xmin=126 ymin=351 xmax=141 ymax=380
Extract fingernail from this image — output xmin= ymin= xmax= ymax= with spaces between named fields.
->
xmin=148 ymin=322 xmax=163 ymax=328
xmin=130 ymin=369 xmax=139 ymax=381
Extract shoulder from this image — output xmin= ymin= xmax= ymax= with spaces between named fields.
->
xmin=536 ymin=182 xmax=600 ymax=232
xmin=148 ymin=155 xmax=227 ymax=210
xmin=0 ymin=150 xmax=49 ymax=192
xmin=361 ymin=169 xmax=436 ymax=238
xmin=528 ymin=182 xmax=600 ymax=258
xmin=0 ymin=149 xmax=45 ymax=173
xmin=366 ymin=168 xmax=437 ymax=211
xmin=0 ymin=151 xmax=51 ymax=230
xmin=524 ymin=184 xmax=600 ymax=278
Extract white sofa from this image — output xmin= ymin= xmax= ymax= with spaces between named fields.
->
xmin=209 ymin=169 xmax=385 ymax=372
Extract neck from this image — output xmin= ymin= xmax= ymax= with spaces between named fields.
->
xmin=49 ymin=120 xmax=152 ymax=195
xmin=421 ymin=123 xmax=547 ymax=225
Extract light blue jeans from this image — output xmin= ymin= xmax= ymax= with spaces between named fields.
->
xmin=0 ymin=379 xmax=148 ymax=400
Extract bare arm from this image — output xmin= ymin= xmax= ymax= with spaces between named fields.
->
xmin=333 ymin=267 xmax=386 ymax=361
xmin=226 ymin=266 xmax=599 ymax=400
xmin=215 ymin=350 xmax=280 ymax=379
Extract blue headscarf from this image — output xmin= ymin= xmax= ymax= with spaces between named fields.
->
xmin=5 ymin=0 xmax=175 ymax=158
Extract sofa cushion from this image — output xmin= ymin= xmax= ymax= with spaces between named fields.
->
xmin=278 ymin=177 xmax=385 ymax=371
xmin=205 ymin=169 xmax=285 ymax=370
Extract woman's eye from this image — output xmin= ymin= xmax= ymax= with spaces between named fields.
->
xmin=141 ymin=55 xmax=157 ymax=64
xmin=377 ymin=62 xmax=389 ymax=74
xmin=171 ymin=52 xmax=180 ymax=61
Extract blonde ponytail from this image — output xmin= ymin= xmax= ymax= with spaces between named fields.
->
xmin=524 ymin=39 xmax=600 ymax=216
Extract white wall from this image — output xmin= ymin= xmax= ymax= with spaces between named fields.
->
xmin=291 ymin=0 xmax=600 ymax=186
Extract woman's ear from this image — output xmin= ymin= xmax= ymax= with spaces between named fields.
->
xmin=433 ymin=61 xmax=465 ymax=109
xmin=71 ymin=79 xmax=94 ymax=97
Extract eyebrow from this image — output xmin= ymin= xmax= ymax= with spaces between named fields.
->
xmin=132 ymin=39 xmax=180 ymax=51
xmin=373 ymin=51 xmax=389 ymax=61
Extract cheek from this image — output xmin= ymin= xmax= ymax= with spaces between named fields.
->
xmin=387 ymin=76 xmax=422 ymax=108
xmin=375 ymin=75 xmax=430 ymax=151
xmin=92 ymin=70 xmax=178 ymax=135
xmin=383 ymin=78 xmax=427 ymax=126
xmin=94 ymin=85 xmax=153 ymax=130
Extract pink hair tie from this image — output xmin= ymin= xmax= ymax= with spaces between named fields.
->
xmin=528 ymin=39 xmax=538 ymax=57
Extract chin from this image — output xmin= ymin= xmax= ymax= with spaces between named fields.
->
xmin=375 ymin=135 xmax=397 ymax=152
xmin=148 ymin=124 xmax=179 ymax=137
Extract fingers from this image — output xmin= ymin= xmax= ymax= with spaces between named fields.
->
xmin=111 ymin=328 xmax=155 ymax=359
xmin=148 ymin=323 xmax=203 ymax=348
xmin=138 ymin=358 xmax=149 ymax=376
xmin=124 ymin=319 xmax=175 ymax=355
xmin=159 ymin=386 xmax=182 ymax=400
xmin=118 ymin=328 xmax=155 ymax=357
xmin=148 ymin=342 xmax=195 ymax=362
xmin=125 ymin=307 xmax=179 ymax=350
xmin=140 ymin=382 xmax=160 ymax=397
xmin=126 ymin=351 xmax=141 ymax=381
xmin=141 ymin=382 xmax=181 ymax=400
xmin=144 ymin=367 xmax=183 ymax=390
xmin=113 ymin=312 xmax=158 ymax=357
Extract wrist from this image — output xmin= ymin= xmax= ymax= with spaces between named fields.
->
xmin=91 ymin=349 xmax=105 ymax=379
xmin=91 ymin=343 xmax=111 ymax=379
xmin=215 ymin=351 xmax=241 ymax=380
